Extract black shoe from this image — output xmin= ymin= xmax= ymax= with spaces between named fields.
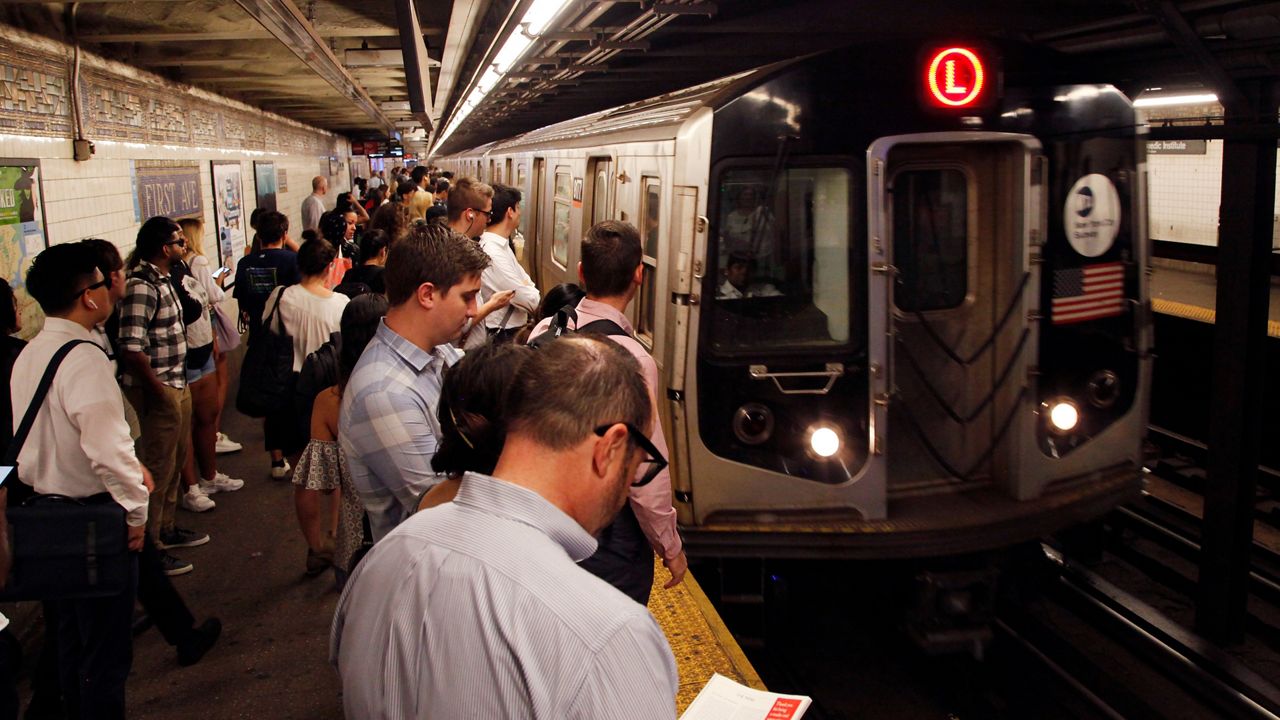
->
xmin=157 ymin=527 xmax=210 ymax=549
xmin=305 ymin=548 xmax=333 ymax=577
xmin=160 ymin=552 xmax=193 ymax=576
xmin=177 ymin=618 xmax=222 ymax=667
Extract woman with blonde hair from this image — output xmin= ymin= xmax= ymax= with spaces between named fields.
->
xmin=176 ymin=218 xmax=244 ymax=512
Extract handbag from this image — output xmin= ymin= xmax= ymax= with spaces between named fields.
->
xmin=212 ymin=302 xmax=241 ymax=353
xmin=236 ymin=286 xmax=295 ymax=418
xmin=0 ymin=340 xmax=131 ymax=601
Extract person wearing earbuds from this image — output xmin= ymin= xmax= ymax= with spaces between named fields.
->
xmin=445 ymin=176 xmax=493 ymax=240
xmin=14 ymin=242 xmax=153 ymax=719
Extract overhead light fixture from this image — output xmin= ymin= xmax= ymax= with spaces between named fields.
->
xmin=1133 ymin=92 xmax=1218 ymax=108
xmin=430 ymin=0 xmax=574 ymax=154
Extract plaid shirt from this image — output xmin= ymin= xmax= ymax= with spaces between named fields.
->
xmin=339 ymin=320 xmax=461 ymax=542
xmin=117 ymin=260 xmax=187 ymax=389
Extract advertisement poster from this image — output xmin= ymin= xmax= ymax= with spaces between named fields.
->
xmin=133 ymin=160 xmax=203 ymax=221
xmin=0 ymin=160 xmax=47 ymax=338
xmin=212 ymin=161 xmax=246 ymax=265
xmin=254 ymin=161 xmax=277 ymax=212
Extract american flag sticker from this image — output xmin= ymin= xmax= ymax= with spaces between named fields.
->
xmin=1051 ymin=261 xmax=1126 ymax=324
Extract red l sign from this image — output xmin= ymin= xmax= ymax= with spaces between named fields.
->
xmin=926 ymin=47 xmax=985 ymax=108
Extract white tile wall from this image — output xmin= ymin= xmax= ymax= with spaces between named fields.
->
xmin=1147 ymin=140 xmax=1224 ymax=247
xmin=3 ymin=133 xmax=356 ymax=260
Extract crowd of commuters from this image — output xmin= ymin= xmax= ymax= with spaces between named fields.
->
xmin=1 ymin=166 xmax=687 ymax=719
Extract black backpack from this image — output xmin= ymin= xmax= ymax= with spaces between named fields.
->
xmin=235 ymin=287 xmax=295 ymax=418
xmin=527 ymin=304 xmax=629 ymax=349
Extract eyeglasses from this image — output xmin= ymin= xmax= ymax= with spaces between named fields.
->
xmin=165 ymin=239 xmax=186 ymax=247
xmin=469 ymin=207 xmax=494 ymax=221
xmin=594 ymin=422 xmax=668 ymax=487
xmin=80 ymin=277 xmax=109 ymax=295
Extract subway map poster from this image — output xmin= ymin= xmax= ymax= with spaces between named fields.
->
xmin=0 ymin=160 xmax=48 ymax=338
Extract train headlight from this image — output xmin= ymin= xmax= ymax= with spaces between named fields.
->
xmin=1047 ymin=399 xmax=1080 ymax=433
xmin=807 ymin=425 xmax=841 ymax=459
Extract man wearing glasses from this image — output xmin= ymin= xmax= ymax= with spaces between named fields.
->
xmin=119 ymin=216 xmax=207 ymax=575
xmin=444 ymin=176 xmax=494 ymax=240
xmin=333 ymin=336 xmax=679 ymax=719
xmin=527 ymin=220 xmax=688 ymax=604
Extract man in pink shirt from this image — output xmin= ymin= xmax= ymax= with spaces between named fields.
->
xmin=528 ymin=220 xmax=686 ymax=603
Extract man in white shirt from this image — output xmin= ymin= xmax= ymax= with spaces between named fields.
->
xmin=478 ymin=184 xmax=540 ymax=342
xmin=333 ymin=335 xmax=679 ymax=719
xmin=446 ymin=176 xmax=493 ymax=240
xmin=14 ymin=242 xmax=152 ymax=719
xmin=301 ymin=175 xmax=328 ymax=234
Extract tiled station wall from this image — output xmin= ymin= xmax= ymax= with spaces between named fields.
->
xmin=0 ymin=24 xmax=355 ymax=269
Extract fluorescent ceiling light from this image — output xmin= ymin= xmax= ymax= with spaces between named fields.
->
xmin=1133 ymin=93 xmax=1218 ymax=108
xmin=430 ymin=0 xmax=574 ymax=154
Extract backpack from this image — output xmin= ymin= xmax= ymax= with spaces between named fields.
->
xmin=527 ymin=304 xmax=629 ymax=349
xmin=155 ymin=261 xmax=204 ymax=326
xmin=235 ymin=287 xmax=295 ymax=418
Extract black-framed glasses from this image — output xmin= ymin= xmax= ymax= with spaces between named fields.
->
xmin=80 ymin=277 xmax=109 ymax=295
xmin=165 ymin=238 xmax=186 ymax=247
xmin=469 ymin=207 xmax=494 ymax=221
xmin=594 ymin=422 xmax=668 ymax=487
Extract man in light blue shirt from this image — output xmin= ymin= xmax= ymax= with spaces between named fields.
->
xmin=339 ymin=222 xmax=490 ymax=541
xmin=332 ymin=335 xmax=679 ymax=719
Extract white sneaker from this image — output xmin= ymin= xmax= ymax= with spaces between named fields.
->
xmin=199 ymin=472 xmax=244 ymax=494
xmin=270 ymin=459 xmax=292 ymax=480
xmin=181 ymin=485 xmax=215 ymax=513
xmin=215 ymin=433 xmax=243 ymax=454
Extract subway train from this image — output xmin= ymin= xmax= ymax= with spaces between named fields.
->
xmin=437 ymin=38 xmax=1151 ymax=562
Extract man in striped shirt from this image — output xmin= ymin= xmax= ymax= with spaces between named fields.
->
xmin=332 ymin=335 xmax=679 ymax=719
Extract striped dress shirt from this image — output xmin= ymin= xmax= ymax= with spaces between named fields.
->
xmin=330 ymin=472 xmax=679 ymax=719
xmin=338 ymin=320 xmax=459 ymax=541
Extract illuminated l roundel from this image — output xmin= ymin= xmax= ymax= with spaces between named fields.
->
xmin=926 ymin=47 xmax=985 ymax=108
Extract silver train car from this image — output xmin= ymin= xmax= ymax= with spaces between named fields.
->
xmin=438 ymin=39 xmax=1151 ymax=560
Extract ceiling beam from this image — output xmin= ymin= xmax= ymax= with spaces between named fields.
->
xmin=433 ymin=0 xmax=489 ymax=123
xmin=233 ymin=0 xmax=398 ymax=135
xmin=82 ymin=26 xmax=444 ymax=43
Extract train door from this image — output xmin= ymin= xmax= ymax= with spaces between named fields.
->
xmin=543 ymin=165 xmax=574 ymax=286
xmin=517 ymin=159 xmax=538 ymax=282
xmin=868 ymin=135 xmax=1042 ymax=496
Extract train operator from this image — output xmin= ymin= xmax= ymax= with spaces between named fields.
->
xmin=331 ymin=336 xmax=679 ymax=720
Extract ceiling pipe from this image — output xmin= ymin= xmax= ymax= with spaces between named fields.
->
xmin=234 ymin=0 xmax=398 ymax=136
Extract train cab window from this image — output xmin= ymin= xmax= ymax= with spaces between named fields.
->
xmin=709 ymin=166 xmax=852 ymax=353
xmin=637 ymin=177 xmax=661 ymax=340
xmin=891 ymin=169 xmax=968 ymax=312
xmin=553 ymin=169 xmax=572 ymax=268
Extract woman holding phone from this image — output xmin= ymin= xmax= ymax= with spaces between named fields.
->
xmin=177 ymin=219 xmax=245 ymax=512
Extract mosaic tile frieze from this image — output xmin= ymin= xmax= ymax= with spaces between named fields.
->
xmin=0 ymin=40 xmax=73 ymax=137
xmin=1 ymin=27 xmax=343 ymax=159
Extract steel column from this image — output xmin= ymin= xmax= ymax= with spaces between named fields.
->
xmin=1197 ymin=79 xmax=1278 ymax=643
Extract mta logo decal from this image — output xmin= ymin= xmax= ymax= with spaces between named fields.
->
xmin=1075 ymin=186 xmax=1094 ymax=217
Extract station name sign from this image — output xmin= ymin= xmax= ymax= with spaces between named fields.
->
xmin=1146 ymin=139 xmax=1207 ymax=155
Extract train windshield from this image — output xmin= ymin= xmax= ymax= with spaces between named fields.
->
xmin=709 ymin=166 xmax=853 ymax=353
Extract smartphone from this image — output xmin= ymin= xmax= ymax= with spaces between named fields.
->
xmin=212 ymin=266 xmax=230 ymax=279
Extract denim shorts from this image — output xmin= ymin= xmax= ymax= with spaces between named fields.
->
xmin=185 ymin=352 xmax=217 ymax=385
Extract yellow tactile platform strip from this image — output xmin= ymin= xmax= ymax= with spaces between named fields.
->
xmin=647 ymin=560 xmax=766 ymax=713
xmin=1152 ymin=297 xmax=1280 ymax=338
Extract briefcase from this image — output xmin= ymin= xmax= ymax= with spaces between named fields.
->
xmin=0 ymin=492 xmax=130 ymax=601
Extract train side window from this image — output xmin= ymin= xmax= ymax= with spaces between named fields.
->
xmin=891 ymin=169 xmax=968 ymax=312
xmin=637 ymin=176 xmax=661 ymax=340
xmin=709 ymin=166 xmax=852 ymax=353
xmin=553 ymin=169 xmax=572 ymax=268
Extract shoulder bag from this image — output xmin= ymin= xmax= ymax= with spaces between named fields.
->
xmin=0 ymin=339 xmax=131 ymax=601
xmin=236 ymin=286 xmax=295 ymax=418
